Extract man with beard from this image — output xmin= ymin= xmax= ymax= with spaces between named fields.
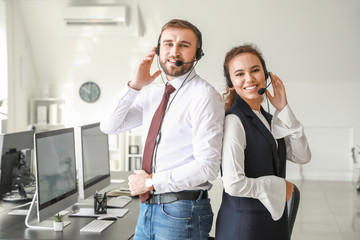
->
xmin=100 ymin=19 xmax=224 ymax=239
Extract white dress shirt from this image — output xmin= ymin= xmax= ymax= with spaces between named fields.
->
xmin=221 ymin=105 xmax=311 ymax=221
xmin=100 ymin=70 xmax=225 ymax=194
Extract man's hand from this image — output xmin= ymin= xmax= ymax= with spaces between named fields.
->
xmin=128 ymin=170 xmax=150 ymax=196
xmin=129 ymin=47 xmax=162 ymax=91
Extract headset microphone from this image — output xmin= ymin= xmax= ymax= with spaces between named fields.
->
xmin=257 ymin=76 xmax=272 ymax=95
xmin=257 ymin=87 xmax=267 ymax=95
xmin=175 ymin=60 xmax=197 ymax=67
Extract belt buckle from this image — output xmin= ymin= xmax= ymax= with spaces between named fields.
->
xmin=146 ymin=193 xmax=155 ymax=204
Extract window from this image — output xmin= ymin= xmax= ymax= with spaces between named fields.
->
xmin=0 ymin=0 xmax=8 ymax=120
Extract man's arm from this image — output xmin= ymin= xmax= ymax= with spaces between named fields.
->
xmin=100 ymin=47 xmax=162 ymax=135
xmin=100 ymin=86 xmax=142 ymax=134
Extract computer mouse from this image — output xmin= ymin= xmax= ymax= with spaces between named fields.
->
xmin=97 ymin=215 xmax=117 ymax=221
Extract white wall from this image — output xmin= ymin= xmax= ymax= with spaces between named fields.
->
xmin=5 ymin=0 xmax=38 ymax=132
xmin=6 ymin=0 xmax=360 ymax=180
xmin=285 ymin=81 xmax=360 ymax=181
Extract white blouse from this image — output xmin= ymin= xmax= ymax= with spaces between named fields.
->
xmin=221 ymin=105 xmax=311 ymax=221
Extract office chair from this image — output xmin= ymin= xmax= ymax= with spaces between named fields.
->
xmin=288 ymin=184 xmax=300 ymax=236
xmin=351 ymin=146 xmax=360 ymax=191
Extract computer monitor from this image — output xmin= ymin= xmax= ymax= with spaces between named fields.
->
xmin=75 ymin=122 xmax=110 ymax=200
xmin=0 ymin=130 xmax=34 ymax=196
xmin=25 ymin=127 xmax=77 ymax=229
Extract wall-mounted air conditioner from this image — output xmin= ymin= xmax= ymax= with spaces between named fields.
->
xmin=63 ymin=6 xmax=126 ymax=25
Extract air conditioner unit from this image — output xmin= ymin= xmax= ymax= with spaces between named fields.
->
xmin=63 ymin=6 xmax=126 ymax=25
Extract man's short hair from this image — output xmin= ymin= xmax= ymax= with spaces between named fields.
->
xmin=160 ymin=19 xmax=202 ymax=49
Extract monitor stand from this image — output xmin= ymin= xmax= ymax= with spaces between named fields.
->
xmin=25 ymin=192 xmax=71 ymax=230
xmin=2 ymin=182 xmax=33 ymax=203
xmin=2 ymin=193 xmax=32 ymax=203
xmin=75 ymin=197 xmax=93 ymax=206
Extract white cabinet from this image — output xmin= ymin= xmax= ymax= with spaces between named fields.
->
xmin=30 ymin=98 xmax=65 ymax=132
xmin=125 ymin=127 xmax=143 ymax=171
xmin=108 ymin=127 xmax=143 ymax=172
xmin=108 ymin=133 xmax=125 ymax=171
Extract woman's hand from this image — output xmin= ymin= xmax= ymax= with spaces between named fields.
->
xmin=129 ymin=47 xmax=162 ymax=90
xmin=265 ymin=72 xmax=288 ymax=112
xmin=285 ymin=179 xmax=294 ymax=201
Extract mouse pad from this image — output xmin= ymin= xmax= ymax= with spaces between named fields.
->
xmin=70 ymin=208 xmax=128 ymax=218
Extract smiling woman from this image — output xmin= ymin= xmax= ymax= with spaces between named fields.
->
xmin=216 ymin=44 xmax=311 ymax=240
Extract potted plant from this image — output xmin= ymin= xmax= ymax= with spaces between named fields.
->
xmin=53 ymin=213 xmax=64 ymax=232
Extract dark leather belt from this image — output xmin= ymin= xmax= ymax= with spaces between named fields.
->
xmin=145 ymin=190 xmax=208 ymax=204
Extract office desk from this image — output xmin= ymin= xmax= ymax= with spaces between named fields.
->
xmin=0 ymin=171 xmax=139 ymax=240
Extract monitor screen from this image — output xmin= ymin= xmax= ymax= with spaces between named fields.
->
xmin=34 ymin=127 xmax=77 ymax=222
xmin=75 ymin=122 xmax=110 ymax=199
xmin=0 ymin=130 xmax=34 ymax=195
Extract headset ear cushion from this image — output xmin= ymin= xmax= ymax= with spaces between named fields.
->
xmin=227 ymin=80 xmax=233 ymax=88
xmin=196 ymin=48 xmax=203 ymax=60
xmin=156 ymin=42 xmax=160 ymax=56
xmin=226 ymin=73 xmax=233 ymax=88
xmin=155 ymin=34 xmax=161 ymax=56
xmin=264 ymin=69 xmax=269 ymax=80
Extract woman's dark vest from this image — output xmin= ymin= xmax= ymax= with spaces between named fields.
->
xmin=216 ymin=94 xmax=290 ymax=240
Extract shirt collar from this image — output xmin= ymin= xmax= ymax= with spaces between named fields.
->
xmin=166 ymin=69 xmax=197 ymax=90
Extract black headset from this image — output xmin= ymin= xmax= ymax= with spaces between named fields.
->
xmin=225 ymin=59 xmax=269 ymax=88
xmin=155 ymin=28 xmax=204 ymax=61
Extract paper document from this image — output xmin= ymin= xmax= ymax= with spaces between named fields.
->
xmin=70 ymin=208 xmax=129 ymax=218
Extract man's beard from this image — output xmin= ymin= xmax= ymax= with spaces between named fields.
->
xmin=159 ymin=59 xmax=194 ymax=78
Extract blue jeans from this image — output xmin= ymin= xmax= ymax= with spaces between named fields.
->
xmin=134 ymin=198 xmax=213 ymax=240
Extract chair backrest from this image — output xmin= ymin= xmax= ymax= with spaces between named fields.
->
xmin=287 ymin=184 xmax=300 ymax=236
